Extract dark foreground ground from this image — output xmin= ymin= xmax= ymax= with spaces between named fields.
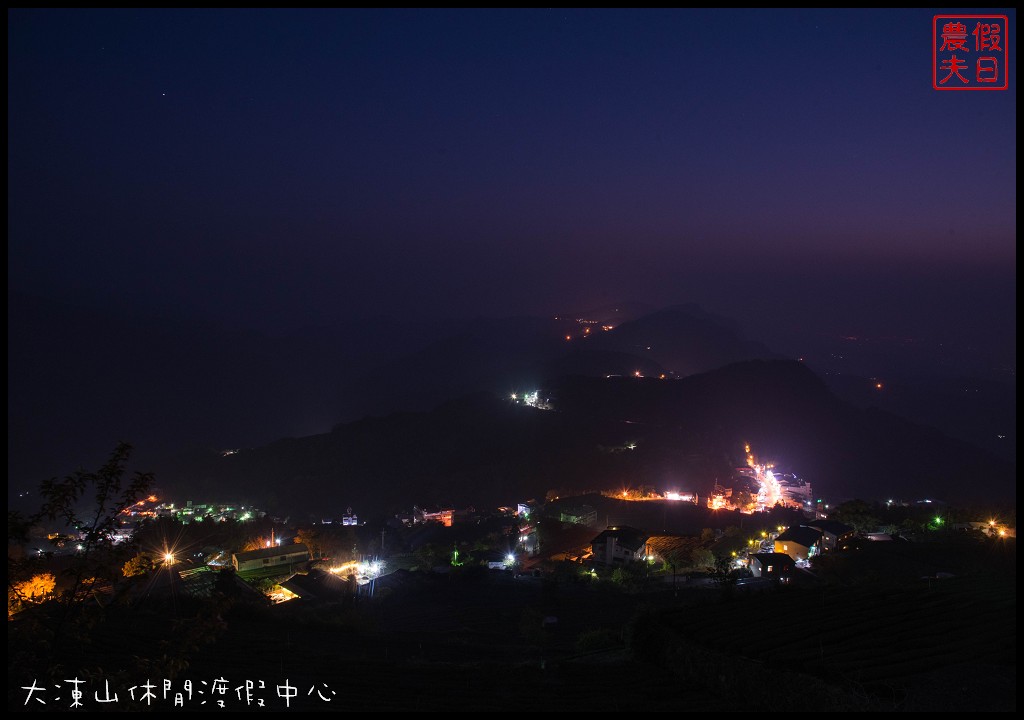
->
xmin=9 ymin=536 xmax=1016 ymax=712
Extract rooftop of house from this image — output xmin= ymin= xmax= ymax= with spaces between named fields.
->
xmin=806 ymin=519 xmax=855 ymax=536
xmin=750 ymin=552 xmax=796 ymax=569
xmin=591 ymin=525 xmax=649 ymax=552
xmin=233 ymin=543 xmax=310 ymax=562
xmin=646 ymin=534 xmax=696 ymax=558
xmin=776 ymin=526 xmax=823 ymax=547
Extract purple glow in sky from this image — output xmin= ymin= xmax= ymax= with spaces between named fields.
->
xmin=8 ymin=9 xmax=1016 ymax=340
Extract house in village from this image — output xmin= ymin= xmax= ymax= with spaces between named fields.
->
xmin=774 ymin=526 xmax=822 ymax=562
xmin=559 ymin=503 xmax=598 ymax=528
xmin=749 ymin=552 xmax=796 ymax=582
xmin=278 ymin=568 xmax=352 ymax=603
xmin=590 ymin=526 xmax=649 ymax=565
xmin=232 ymin=543 xmax=310 ymax=573
xmin=805 ymin=519 xmax=856 ymax=551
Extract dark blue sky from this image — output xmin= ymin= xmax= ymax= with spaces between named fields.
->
xmin=8 ymin=8 xmax=1016 ymax=342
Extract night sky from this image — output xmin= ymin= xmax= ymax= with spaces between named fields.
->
xmin=8 ymin=8 xmax=1016 ymax=345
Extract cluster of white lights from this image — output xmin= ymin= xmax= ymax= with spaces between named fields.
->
xmin=510 ymin=390 xmax=551 ymax=410
xmin=355 ymin=560 xmax=384 ymax=583
xmin=665 ymin=492 xmax=693 ymax=502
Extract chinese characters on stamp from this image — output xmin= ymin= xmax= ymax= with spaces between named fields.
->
xmin=934 ymin=15 xmax=1009 ymax=90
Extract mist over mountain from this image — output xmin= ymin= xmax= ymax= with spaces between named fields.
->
xmin=8 ymin=293 xmax=1014 ymax=513
xmin=8 ymin=293 xmax=776 ymax=493
xmin=346 ymin=303 xmax=779 ymax=418
xmin=7 ymin=292 xmax=446 ymax=490
xmin=825 ymin=373 xmax=1016 ymax=464
xmin=574 ymin=303 xmax=781 ymax=377
xmin=154 ymin=360 xmax=1013 ymax=519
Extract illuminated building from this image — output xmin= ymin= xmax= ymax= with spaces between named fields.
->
xmin=590 ymin=526 xmax=649 ymax=565
xmin=232 ymin=543 xmax=310 ymax=572
xmin=774 ymin=527 xmax=822 ymax=562
xmin=749 ymin=552 xmax=796 ymax=581
xmin=805 ymin=519 xmax=856 ymax=551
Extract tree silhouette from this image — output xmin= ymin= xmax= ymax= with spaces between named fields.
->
xmin=8 ymin=443 xmax=155 ymax=676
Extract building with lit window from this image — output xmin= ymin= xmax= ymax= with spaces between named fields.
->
xmin=749 ymin=552 xmax=795 ymax=581
xmin=805 ymin=519 xmax=855 ymax=551
xmin=774 ymin=526 xmax=822 ymax=562
xmin=559 ymin=504 xmax=598 ymax=528
xmin=232 ymin=544 xmax=310 ymax=573
xmin=590 ymin=526 xmax=649 ymax=565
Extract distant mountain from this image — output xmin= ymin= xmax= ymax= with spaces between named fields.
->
xmin=338 ymin=316 xmax=570 ymax=419
xmin=345 ymin=303 xmax=778 ymax=417
xmin=156 ymin=360 xmax=1015 ymax=519
xmin=546 ymin=362 xmax=1015 ymax=505
xmin=6 ymin=292 xmax=446 ymax=493
xmin=576 ymin=303 xmax=782 ymax=377
xmin=8 ymin=295 xmax=774 ymax=497
xmin=825 ymin=374 xmax=1016 ymax=463
xmin=556 ymin=301 xmax=657 ymax=326
xmin=14 ymin=294 xmax=1007 ymax=514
